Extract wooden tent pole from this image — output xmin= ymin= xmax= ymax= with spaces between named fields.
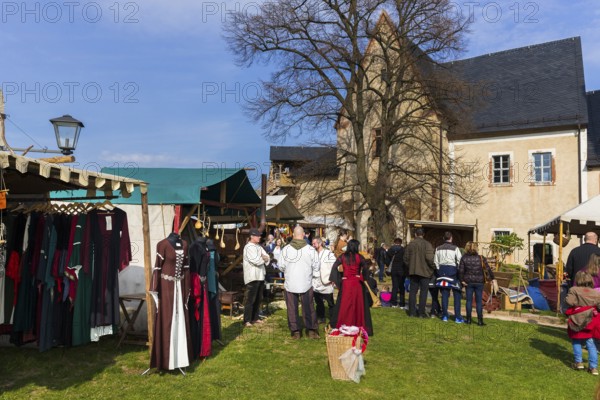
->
xmin=528 ymin=232 xmax=532 ymax=279
xmin=0 ymin=91 xmax=14 ymax=155
xmin=141 ymin=185 xmax=153 ymax=349
xmin=179 ymin=204 xmax=198 ymax=234
xmin=541 ymin=234 xmax=547 ymax=280
xmin=557 ymin=222 xmax=564 ymax=316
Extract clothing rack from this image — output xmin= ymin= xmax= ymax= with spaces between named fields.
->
xmin=7 ymin=196 xmax=117 ymax=202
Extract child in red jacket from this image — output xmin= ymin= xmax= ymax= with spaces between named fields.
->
xmin=565 ymin=271 xmax=600 ymax=375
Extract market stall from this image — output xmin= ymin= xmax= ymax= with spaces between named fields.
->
xmin=0 ymin=151 xmax=149 ymax=351
xmin=57 ymin=167 xmax=263 ymax=348
xmin=528 ymin=194 xmax=600 ymax=312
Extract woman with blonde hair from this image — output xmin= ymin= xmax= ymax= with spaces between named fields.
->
xmin=458 ymin=241 xmax=495 ymax=326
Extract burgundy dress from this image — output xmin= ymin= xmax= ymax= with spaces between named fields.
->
xmin=330 ymin=254 xmax=373 ymax=335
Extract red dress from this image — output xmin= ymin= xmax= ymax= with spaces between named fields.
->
xmin=335 ymin=254 xmax=367 ymax=330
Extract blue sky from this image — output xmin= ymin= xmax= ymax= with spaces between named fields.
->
xmin=0 ymin=0 xmax=598 ymax=187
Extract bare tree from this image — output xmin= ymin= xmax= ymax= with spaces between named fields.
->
xmin=224 ymin=0 xmax=483 ymax=244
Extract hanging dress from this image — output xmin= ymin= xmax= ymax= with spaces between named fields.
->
xmin=188 ymin=237 xmax=211 ymax=359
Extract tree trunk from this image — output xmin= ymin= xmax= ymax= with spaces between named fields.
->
xmin=371 ymin=200 xmax=395 ymax=247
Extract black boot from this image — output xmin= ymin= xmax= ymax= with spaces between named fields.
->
xmin=477 ymin=317 xmax=486 ymax=326
xmin=465 ymin=315 xmax=472 ymax=325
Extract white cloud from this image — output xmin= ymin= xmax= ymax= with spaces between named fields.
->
xmin=100 ymin=151 xmax=180 ymax=165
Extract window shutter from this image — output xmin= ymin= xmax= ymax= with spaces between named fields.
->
xmin=509 ymin=162 xmax=514 ymax=184
xmin=488 ymin=159 xmax=492 ymax=184
xmin=551 ymin=156 xmax=556 ymax=183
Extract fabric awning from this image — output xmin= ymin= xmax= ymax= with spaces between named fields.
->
xmin=53 ymin=167 xmax=261 ymax=206
xmin=528 ymin=195 xmax=600 ymax=236
xmin=298 ymin=215 xmax=353 ymax=230
xmin=263 ymin=195 xmax=304 ymax=221
xmin=0 ymin=151 xmax=144 ymax=197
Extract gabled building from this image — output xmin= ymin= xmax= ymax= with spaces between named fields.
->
xmin=448 ymin=37 xmax=589 ymax=261
xmin=269 ymin=33 xmax=596 ymax=261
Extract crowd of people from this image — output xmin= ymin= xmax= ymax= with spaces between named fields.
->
xmin=241 ymin=225 xmax=500 ymax=341
xmin=242 ymin=227 xmax=375 ymax=339
xmin=372 ymin=229 xmax=494 ymax=326
xmin=242 ymin=225 xmax=600 ymax=378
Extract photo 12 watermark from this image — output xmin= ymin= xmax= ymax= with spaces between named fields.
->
xmin=0 ymin=1 xmax=139 ymax=24
xmin=199 ymin=1 xmax=261 ymax=23
xmin=1 ymin=81 xmax=140 ymax=104
xmin=201 ymin=81 xmax=264 ymax=104
xmin=449 ymin=1 xmax=540 ymax=24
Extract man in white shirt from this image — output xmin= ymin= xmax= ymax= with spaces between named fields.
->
xmin=311 ymin=236 xmax=336 ymax=324
xmin=434 ymin=231 xmax=464 ymax=323
xmin=279 ymin=225 xmax=320 ymax=339
xmin=243 ymin=228 xmax=270 ymax=327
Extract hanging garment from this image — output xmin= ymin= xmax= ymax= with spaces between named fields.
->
xmin=188 ymin=237 xmax=212 ymax=359
xmin=150 ymin=235 xmax=192 ymax=370
xmin=11 ymin=213 xmax=39 ymax=346
xmin=207 ymin=248 xmax=222 ymax=342
xmin=37 ymin=214 xmax=58 ymax=352
xmin=88 ymin=208 xmax=131 ymax=336
xmin=71 ymin=213 xmax=92 ymax=346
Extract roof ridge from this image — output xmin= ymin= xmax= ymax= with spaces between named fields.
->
xmin=446 ymin=36 xmax=581 ymax=65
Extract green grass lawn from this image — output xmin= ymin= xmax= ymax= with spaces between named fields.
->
xmin=0 ymin=308 xmax=598 ymax=399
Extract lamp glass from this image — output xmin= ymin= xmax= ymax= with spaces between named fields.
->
xmin=51 ymin=115 xmax=83 ymax=155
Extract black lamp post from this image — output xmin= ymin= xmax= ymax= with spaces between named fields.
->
xmin=50 ymin=115 xmax=84 ymax=155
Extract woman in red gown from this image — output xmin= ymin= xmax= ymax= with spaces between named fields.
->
xmin=329 ymin=239 xmax=373 ymax=336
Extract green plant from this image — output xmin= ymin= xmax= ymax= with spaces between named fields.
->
xmin=490 ymin=233 xmax=525 ymax=268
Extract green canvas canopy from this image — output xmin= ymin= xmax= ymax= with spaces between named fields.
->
xmin=105 ymin=167 xmax=260 ymax=205
xmin=53 ymin=167 xmax=261 ymax=207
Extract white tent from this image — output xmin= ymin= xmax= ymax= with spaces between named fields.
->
xmin=265 ymin=195 xmax=304 ymax=221
xmin=529 ymin=195 xmax=600 ymax=236
xmin=527 ymin=195 xmax=600 ymax=314
xmin=299 ymin=215 xmax=353 ymax=230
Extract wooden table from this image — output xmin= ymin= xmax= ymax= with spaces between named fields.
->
xmin=118 ymin=293 xmax=148 ymax=347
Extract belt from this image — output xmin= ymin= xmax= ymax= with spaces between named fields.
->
xmin=161 ymin=273 xmax=183 ymax=282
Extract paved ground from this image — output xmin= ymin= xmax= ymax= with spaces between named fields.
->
xmin=484 ymin=309 xmax=566 ymax=328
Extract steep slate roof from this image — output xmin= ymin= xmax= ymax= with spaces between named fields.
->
xmin=270 ymin=146 xmax=336 ymax=162
xmin=444 ymin=37 xmax=588 ymax=136
xmin=586 ymin=91 xmax=600 ymax=167
xmin=270 ymin=146 xmax=338 ymax=177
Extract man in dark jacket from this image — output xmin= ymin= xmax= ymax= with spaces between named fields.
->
xmin=386 ymin=238 xmax=406 ymax=308
xmin=403 ymin=228 xmax=435 ymax=318
xmin=566 ymin=232 xmax=600 ymax=283
xmin=375 ymin=243 xmax=388 ymax=282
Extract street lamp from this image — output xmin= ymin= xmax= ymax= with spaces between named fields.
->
xmin=50 ymin=115 xmax=84 ymax=155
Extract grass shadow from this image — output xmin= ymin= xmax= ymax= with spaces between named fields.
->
xmin=536 ymin=325 xmax=568 ymax=341
xmin=0 ymin=335 xmax=140 ymax=394
xmin=529 ymin=337 xmax=574 ymax=368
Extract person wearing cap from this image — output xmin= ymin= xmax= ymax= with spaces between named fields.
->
xmin=243 ymin=228 xmax=270 ymax=327
xmin=279 ymin=225 xmax=320 ymax=339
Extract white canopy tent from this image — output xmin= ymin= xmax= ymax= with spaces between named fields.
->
xmin=299 ymin=215 xmax=353 ymax=230
xmin=265 ymin=195 xmax=304 ymax=221
xmin=529 ymin=194 xmax=600 ymax=236
xmin=528 ymin=195 xmax=600 ymax=314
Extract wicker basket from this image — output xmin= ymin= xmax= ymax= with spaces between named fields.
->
xmin=326 ymin=334 xmax=363 ymax=380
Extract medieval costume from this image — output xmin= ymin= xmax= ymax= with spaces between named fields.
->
xmin=329 ymin=253 xmax=374 ymax=336
xmin=4 ymin=206 xmax=131 ymax=351
xmin=206 ymin=239 xmax=222 ymax=342
xmin=71 ymin=213 xmax=92 ymax=346
xmin=88 ymin=208 xmax=131 ymax=340
xmin=150 ymin=233 xmax=192 ymax=370
xmin=188 ymin=236 xmax=212 ymax=358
